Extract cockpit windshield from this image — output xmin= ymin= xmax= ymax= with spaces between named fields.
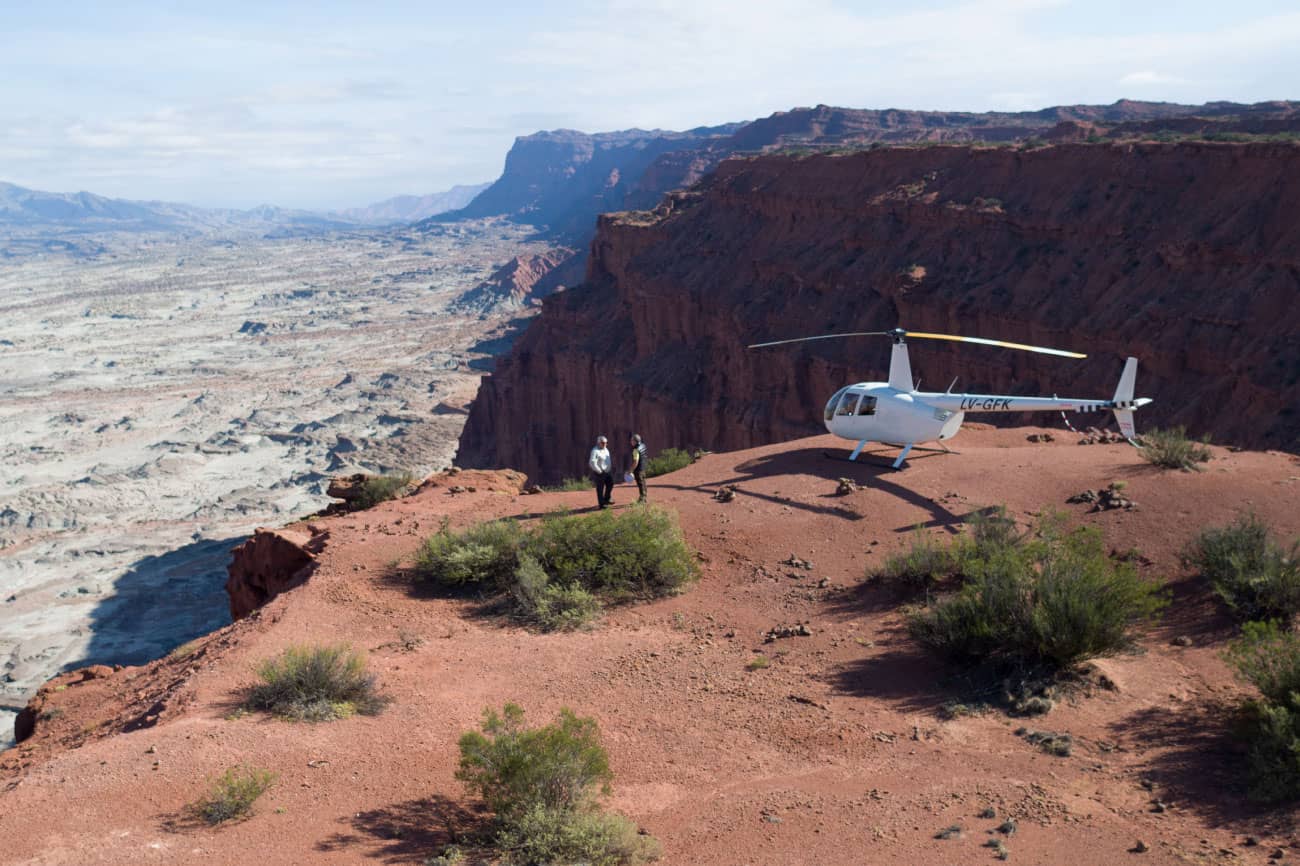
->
xmin=836 ymin=393 xmax=860 ymax=416
xmin=824 ymin=387 xmax=850 ymax=422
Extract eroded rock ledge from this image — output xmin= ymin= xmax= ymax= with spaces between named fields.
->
xmin=225 ymin=526 xmax=328 ymax=620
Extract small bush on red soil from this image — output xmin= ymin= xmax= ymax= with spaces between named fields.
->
xmin=247 ymin=643 xmax=386 ymax=722
xmin=190 ymin=765 xmax=276 ymax=825
xmin=1182 ymin=513 xmax=1300 ymax=623
xmin=908 ymin=512 xmax=1166 ymax=670
xmin=354 ymin=472 xmax=415 ymax=509
xmin=876 ymin=507 xmax=1026 ymax=595
xmin=456 ymin=704 xmax=660 ymax=865
xmin=414 ymin=507 xmax=698 ymax=631
xmin=1139 ymin=426 xmax=1211 ymax=470
xmin=1225 ymin=621 xmax=1300 ymax=802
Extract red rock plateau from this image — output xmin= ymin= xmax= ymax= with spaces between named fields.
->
xmin=3 ymin=428 xmax=1300 ymax=864
xmin=457 ymin=141 xmax=1300 ymax=483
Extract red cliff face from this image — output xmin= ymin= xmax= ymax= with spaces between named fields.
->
xmin=224 ymin=526 xmax=326 ymax=619
xmin=456 ymin=142 xmax=1300 ymax=483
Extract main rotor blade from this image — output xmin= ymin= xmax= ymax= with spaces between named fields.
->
xmin=905 ymin=331 xmax=1086 ymax=359
xmin=747 ymin=331 xmax=892 ymax=349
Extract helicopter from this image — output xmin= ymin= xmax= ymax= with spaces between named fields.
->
xmin=748 ymin=328 xmax=1152 ymax=469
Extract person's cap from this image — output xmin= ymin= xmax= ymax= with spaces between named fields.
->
xmin=597 ymin=435 xmax=608 ymax=443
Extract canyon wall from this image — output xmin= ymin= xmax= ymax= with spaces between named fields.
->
xmin=457 ymin=141 xmax=1300 ymax=482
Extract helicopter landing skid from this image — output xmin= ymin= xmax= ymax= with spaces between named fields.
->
xmin=822 ymin=445 xmax=957 ymax=469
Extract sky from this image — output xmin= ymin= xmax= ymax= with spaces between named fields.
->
xmin=2 ymin=0 xmax=1297 ymax=210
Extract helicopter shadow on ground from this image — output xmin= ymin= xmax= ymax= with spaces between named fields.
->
xmin=653 ymin=445 xmax=972 ymax=532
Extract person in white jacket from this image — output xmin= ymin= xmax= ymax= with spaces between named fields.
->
xmin=588 ymin=435 xmax=615 ymax=509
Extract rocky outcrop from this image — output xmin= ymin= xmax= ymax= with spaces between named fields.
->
xmin=457 ymin=141 xmax=1300 ymax=483
xmin=454 ymin=247 xmax=585 ymax=314
xmin=428 ymin=126 xmax=741 ymax=240
xmin=224 ymin=526 xmax=326 ymax=619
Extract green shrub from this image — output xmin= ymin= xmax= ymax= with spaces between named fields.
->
xmin=876 ymin=507 xmax=1024 ymax=594
xmin=874 ymin=530 xmax=957 ymax=593
xmin=247 ymin=643 xmax=386 ymax=721
xmin=909 ymin=516 xmax=1165 ymax=670
xmin=192 ymin=765 xmax=276 ymax=824
xmin=1225 ymin=621 xmax=1300 ymax=802
xmin=1182 ymin=513 xmax=1300 ymax=622
xmin=457 ymin=704 xmax=611 ymax=817
xmin=493 ymin=804 xmax=660 ymax=866
xmin=415 ymin=518 xmax=524 ymax=587
xmin=512 ymin=554 xmax=602 ymax=631
xmin=528 ymin=507 xmax=698 ymax=602
xmin=1139 ymin=426 xmax=1212 ymax=470
xmin=645 ymin=448 xmax=692 ymax=478
xmin=354 ymin=472 xmax=415 ymax=509
xmin=457 ymin=704 xmax=657 ymax=865
xmin=1031 ymin=529 xmax=1167 ymax=667
xmin=416 ymin=507 xmax=697 ymax=630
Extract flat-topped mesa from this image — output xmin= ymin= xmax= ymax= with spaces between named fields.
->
xmin=456 ymin=141 xmax=1300 ymax=484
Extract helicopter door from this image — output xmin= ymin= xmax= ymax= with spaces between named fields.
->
xmin=856 ymin=395 xmax=877 ymax=416
xmin=835 ymin=393 xmax=860 ymax=417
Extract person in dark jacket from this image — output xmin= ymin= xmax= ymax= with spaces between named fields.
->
xmin=628 ymin=433 xmax=648 ymax=503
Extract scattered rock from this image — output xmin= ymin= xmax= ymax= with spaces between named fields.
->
xmin=780 ymin=554 xmax=814 ymax=570
xmin=764 ymin=623 xmax=813 ymax=642
xmin=934 ymin=824 xmax=963 ymax=840
xmin=522 ymin=484 xmax=543 ymax=495
xmin=978 ymin=806 xmax=997 ymax=819
xmin=1078 ymin=427 xmax=1128 ymax=445
xmin=997 ymin=819 xmax=1018 ymax=835
xmin=1131 ymin=840 xmax=1149 ymax=853
xmin=1067 ymin=482 xmax=1137 ymax=511
xmin=81 ymin=665 xmax=114 ymax=681
xmin=713 ymin=485 xmax=737 ymax=503
xmin=1027 ymin=432 xmax=1055 ymax=442
xmin=835 ymin=477 xmax=859 ymax=495
xmin=1017 ymin=728 xmax=1073 ymax=757
xmin=1171 ymin=635 xmax=1194 ymax=647
xmin=1270 ymin=848 xmax=1286 ymax=860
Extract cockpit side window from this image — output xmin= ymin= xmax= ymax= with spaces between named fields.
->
xmin=857 ymin=395 xmax=877 ymax=416
xmin=836 ymin=393 xmax=860 ymax=416
xmin=824 ymin=387 xmax=850 ymax=421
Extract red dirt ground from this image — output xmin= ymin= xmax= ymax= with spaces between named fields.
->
xmin=3 ymin=426 xmax=1299 ymax=865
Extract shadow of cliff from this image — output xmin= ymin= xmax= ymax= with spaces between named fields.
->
xmin=70 ymin=535 xmax=242 ymax=672
xmin=314 ymin=795 xmax=486 ymax=862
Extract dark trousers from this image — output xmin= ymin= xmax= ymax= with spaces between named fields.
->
xmin=594 ymin=472 xmax=614 ymax=507
xmin=633 ymin=467 xmax=646 ymax=502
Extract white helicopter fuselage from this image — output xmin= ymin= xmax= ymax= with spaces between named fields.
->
xmin=819 ymin=339 xmax=1150 ymax=467
xmin=750 ymin=329 xmax=1153 ymax=469
xmin=823 ymin=383 xmax=1142 ymax=445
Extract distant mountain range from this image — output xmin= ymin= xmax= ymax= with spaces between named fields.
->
xmin=331 ymin=184 xmax=489 ymax=224
xmin=0 ymin=181 xmax=491 ymax=238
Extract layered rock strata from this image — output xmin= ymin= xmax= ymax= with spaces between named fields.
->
xmin=457 ymin=142 xmax=1300 ymax=482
